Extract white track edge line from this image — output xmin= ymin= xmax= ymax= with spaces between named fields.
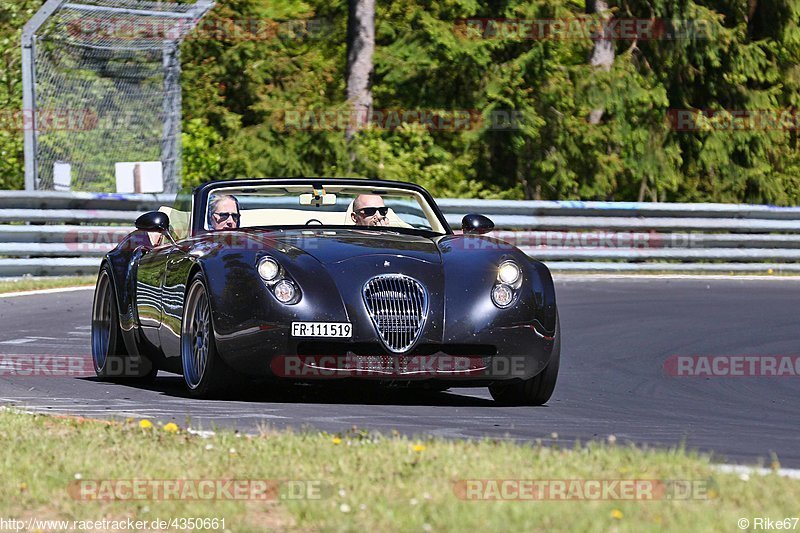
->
xmin=0 ymin=285 xmax=95 ymax=298
xmin=713 ymin=463 xmax=800 ymax=480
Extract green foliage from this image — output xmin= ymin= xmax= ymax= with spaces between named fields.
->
xmin=182 ymin=118 xmax=224 ymax=187
xmin=2 ymin=0 xmax=800 ymax=204
xmin=0 ymin=0 xmax=43 ymax=190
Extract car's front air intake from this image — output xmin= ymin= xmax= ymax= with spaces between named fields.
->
xmin=362 ymin=274 xmax=428 ymax=353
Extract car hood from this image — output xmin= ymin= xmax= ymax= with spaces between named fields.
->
xmin=265 ymin=228 xmax=443 ymax=265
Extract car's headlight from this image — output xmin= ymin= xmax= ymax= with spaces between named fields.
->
xmin=491 ymin=260 xmax=522 ymax=308
xmin=498 ymin=261 xmax=521 ymax=285
xmin=258 ymin=257 xmax=280 ymax=281
xmin=273 ymin=280 xmax=297 ymax=303
xmin=257 ymin=256 xmax=301 ymax=304
xmin=491 ymin=284 xmax=514 ymax=308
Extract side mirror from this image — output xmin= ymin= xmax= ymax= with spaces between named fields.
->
xmin=462 ymin=214 xmax=494 ymax=235
xmin=135 ymin=211 xmax=170 ymax=233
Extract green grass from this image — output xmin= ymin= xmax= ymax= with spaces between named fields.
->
xmin=1 ymin=409 xmax=797 ymax=532
xmin=0 ymin=276 xmax=96 ymax=294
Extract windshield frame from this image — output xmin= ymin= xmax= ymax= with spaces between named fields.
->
xmin=192 ymin=178 xmax=453 ymax=236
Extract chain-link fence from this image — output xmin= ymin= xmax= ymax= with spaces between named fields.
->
xmin=22 ymin=0 xmax=214 ymax=192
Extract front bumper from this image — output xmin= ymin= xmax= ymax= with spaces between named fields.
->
xmin=215 ymin=323 xmax=555 ymax=383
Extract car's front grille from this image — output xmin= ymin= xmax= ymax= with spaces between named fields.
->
xmin=362 ymin=274 xmax=428 ymax=353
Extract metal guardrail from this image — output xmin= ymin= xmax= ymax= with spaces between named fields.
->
xmin=443 ymin=214 xmax=800 ymax=232
xmin=2 ymin=192 xmax=800 ymax=276
xmin=436 ymin=199 xmax=800 ymax=219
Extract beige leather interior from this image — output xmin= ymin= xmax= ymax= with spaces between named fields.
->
xmin=237 ymin=203 xmax=412 ymax=228
xmin=150 ymin=206 xmax=190 ymax=245
xmin=240 ymin=208 xmax=345 ymax=227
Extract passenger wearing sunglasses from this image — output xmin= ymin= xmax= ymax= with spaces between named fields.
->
xmin=208 ymin=194 xmax=241 ymax=230
xmin=351 ymin=194 xmax=390 ymax=227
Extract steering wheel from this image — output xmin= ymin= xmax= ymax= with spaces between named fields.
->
xmin=305 ymin=219 xmax=323 ymax=225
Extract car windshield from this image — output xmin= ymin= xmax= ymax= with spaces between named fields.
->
xmin=203 ymin=183 xmax=447 ymax=234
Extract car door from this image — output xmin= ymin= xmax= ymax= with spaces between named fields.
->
xmin=158 ymin=247 xmax=193 ymax=361
xmin=135 ymin=239 xmax=173 ymax=347
xmin=157 ymin=205 xmax=195 ymax=361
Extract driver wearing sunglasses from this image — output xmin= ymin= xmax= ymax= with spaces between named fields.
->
xmin=351 ymin=194 xmax=390 ymax=227
xmin=208 ymin=194 xmax=241 ymax=230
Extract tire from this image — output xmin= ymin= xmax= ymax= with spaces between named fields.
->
xmin=489 ymin=313 xmax=560 ymax=406
xmin=181 ymin=273 xmax=234 ymax=398
xmin=92 ymin=266 xmax=157 ymax=382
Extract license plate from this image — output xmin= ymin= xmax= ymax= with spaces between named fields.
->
xmin=291 ymin=322 xmax=352 ymax=338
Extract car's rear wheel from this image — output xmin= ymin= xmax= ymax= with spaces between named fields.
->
xmin=489 ymin=313 xmax=560 ymax=406
xmin=92 ymin=266 xmax=157 ymax=382
xmin=181 ymin=273 xmax=234 ymax=398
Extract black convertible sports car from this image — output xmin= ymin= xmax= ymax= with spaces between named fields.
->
xmin=92 ymin=178 xmax=560 ymax=405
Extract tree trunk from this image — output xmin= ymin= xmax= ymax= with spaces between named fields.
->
xmin=587 ymin=0 xmax=614 ymax=124
xmin=637 ymin=174 xmax=647 ymax=202
xmin=345 ymin=0 xmax=375 ymax=147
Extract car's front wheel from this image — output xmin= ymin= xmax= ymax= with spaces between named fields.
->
xmin=181 ymin=273 xmax=234 ymax=398
xmin=489 ymin=313 xmax=560 ymax=406
xmin=91 ymin=265 xmax=157 ymax=382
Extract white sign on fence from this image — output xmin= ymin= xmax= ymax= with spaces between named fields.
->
xmin=115 ymin=162 xmax=164 ymax=194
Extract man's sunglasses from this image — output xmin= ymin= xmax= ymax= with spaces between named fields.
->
xmin=357 ymin=207 xmax=389 ymax=217
xmin=213 ymin=211 xmax=241 ymax=222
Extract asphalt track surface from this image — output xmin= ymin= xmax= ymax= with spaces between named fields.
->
xmin=1 ymin=277 xmax=798 ymax=466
